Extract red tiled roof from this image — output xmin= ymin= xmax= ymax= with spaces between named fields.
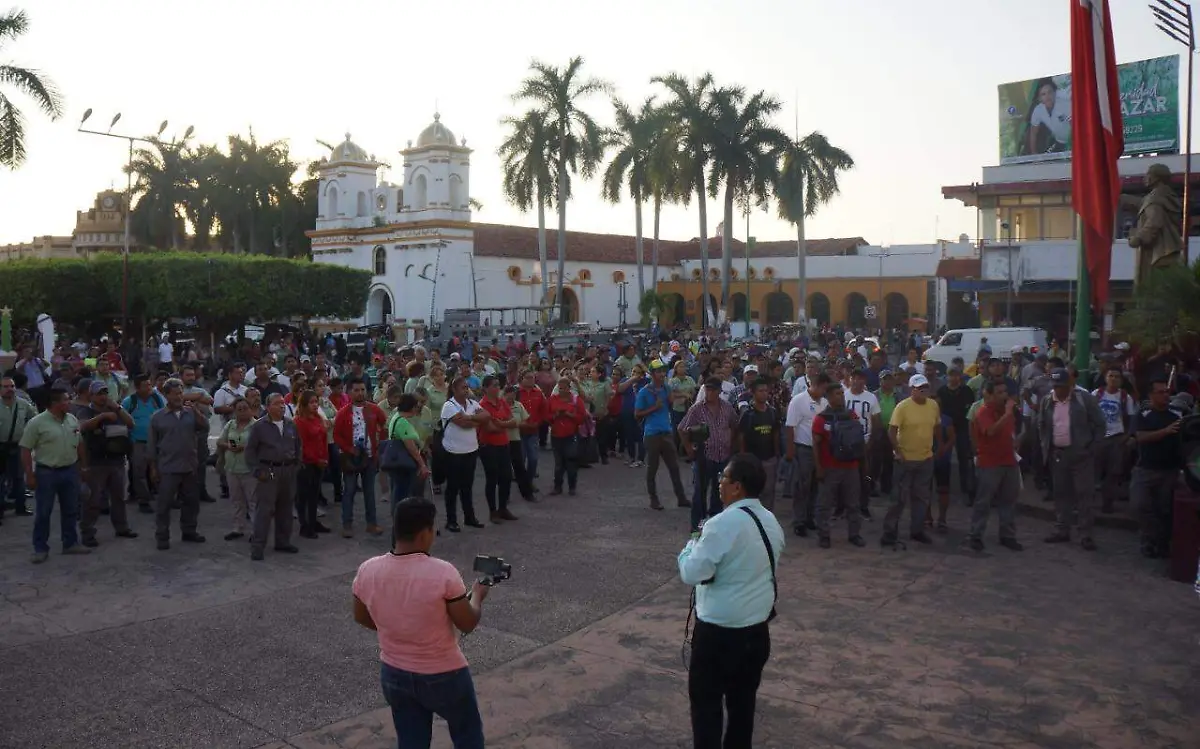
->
xmin=471 ymin=223 xmax=868 ymax=264
xmin=936 ymin=258 xmax=981 ymax=278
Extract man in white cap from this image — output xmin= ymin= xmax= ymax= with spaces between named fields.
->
xmin=882 ymin=373 xmax=944 ymax=547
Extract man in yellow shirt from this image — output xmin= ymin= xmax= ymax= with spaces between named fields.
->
xmin=882 ymin=374 xmax=944 ymax=547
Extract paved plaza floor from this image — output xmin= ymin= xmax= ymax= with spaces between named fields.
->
xmin=0 ymin=456 xmax=1197 ymax=749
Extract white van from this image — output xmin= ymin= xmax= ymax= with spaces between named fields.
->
xmin=923 ymin=327 xmax=1048 ymax=367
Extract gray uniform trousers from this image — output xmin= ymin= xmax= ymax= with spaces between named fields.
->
xmin=817 ymin=466 xmax=862 ymax=538
xmin=644 ymin=433 xmax=688 ymax=505
xmin=883 ymin=459 xmax=934 ymax=538
xmin=81 ymin=463 xmax=130 ymax=541
xmin=252 ymin=466 xmax=297 ymax=552
xmin=790 ymin=445 xmax=816 ymax=529
xmin=155 ymin=471 xmax=199 ymax=542
xmin=195 ymin=434 xmax=210 ymax=500
xmin=969 ymin=465 xmax=1019 ymax=542
xmin=130 ymin=442 xmax=153 ymax=507
xmin=1050 ymin=448 xmax=1095 ymax=536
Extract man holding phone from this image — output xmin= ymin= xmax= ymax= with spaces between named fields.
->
xmin=1131 ymin=377 xmax=1184 ymax=559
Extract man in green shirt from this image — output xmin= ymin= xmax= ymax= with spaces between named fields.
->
xmin=1 ymin=375 xmax=37 ymax=519
xmin=19 ymin=387 xmax=90 ymax=563
xmin=871 ymin=370 xmax=901 ymax=497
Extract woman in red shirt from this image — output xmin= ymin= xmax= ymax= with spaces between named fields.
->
xmin=517 ymin=370 xmax=547 ymax=482
xmin=477 ymin=375 xmax=518 ymax=524
xmin=548 ymin=376 xmax=588 ymax=496
xmin=294 ymin=389 xmax=331 ymax=538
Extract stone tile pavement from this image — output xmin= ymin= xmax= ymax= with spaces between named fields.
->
xmin=0 ymin=458 xmax=1197 ymax=749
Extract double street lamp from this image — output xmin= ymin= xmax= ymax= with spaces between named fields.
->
xmin=76 ymin=109 xmax=193 ymax=338
xmin=1150 ymin=0 xmax=1196 ymax=260
xmin=616 ymin=281 xmax=629 ymax=330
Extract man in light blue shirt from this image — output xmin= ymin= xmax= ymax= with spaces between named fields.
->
xmin=636 ymin=361 xmax=688 ymax=511
xmin=677 ymin=453 xmax=784 ymax=749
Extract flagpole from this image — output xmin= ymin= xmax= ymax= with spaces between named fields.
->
xmin=1073 ymin=215 xmax=1092 ymax=372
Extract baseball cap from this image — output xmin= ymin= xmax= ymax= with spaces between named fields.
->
xmin=1010 ymin=345 xmax=1025 ymax=354
xmin=908 ymin=374 xmax=930 ymax=389
xmin=89 ymin=380 xmax=109 ymax=394
xmin=649 ymin=359 xmax=668 ymax=372
xmin=1114 ymin=341 xmax=1130 ymax=351
xmin=788 ymin=347 xmax=801 ymax=357
xmin=299 ymin=355 xmax=311 ymax=363
xmin=743 ymin=364 xmax=759 ymax=374
xmin=449 ymin=352 xmax=461 ymax=360
xmin=879 ymin=368 xmax=894 ymax=379
xmin=1049 ymin=367 xmax=1070 ymax=384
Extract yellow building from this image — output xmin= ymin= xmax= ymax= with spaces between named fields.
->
xmin=653 ymin=237 xmax=939 ymax=330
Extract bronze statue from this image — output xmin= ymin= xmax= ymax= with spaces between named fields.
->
xmin=1125 ymin=163 xmax=1184 ymax=284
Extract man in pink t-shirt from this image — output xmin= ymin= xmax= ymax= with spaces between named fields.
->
xmin=353 ymin=498 xmax=491 ymax=748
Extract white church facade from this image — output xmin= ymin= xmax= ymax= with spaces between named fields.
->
xmin=308 ymin=115 xmax=953 ymax=334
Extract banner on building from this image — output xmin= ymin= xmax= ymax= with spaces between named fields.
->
xmin=998 ymin=55 xmax=1179 ymax=165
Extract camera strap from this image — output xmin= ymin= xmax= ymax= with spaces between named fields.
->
xmin=739 ymin=507 xmax=777 ymax=622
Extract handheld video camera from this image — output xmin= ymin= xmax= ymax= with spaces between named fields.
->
xmin=685 ymin=423 xmax=710 ymax=444
xmin=473 ymin=555 xmax=512 ymax=586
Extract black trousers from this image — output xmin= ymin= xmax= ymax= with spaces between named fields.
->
xmin=689 ymin=619 xmax=770 ymax=749
xmin=508 ymin=440 xmax=535 ymax=499
xmin=442 ymin=451 xmax=478 ymax=525
xmin=479 ymin=444 xmax=512 ymax=513
xmin=296 ymin=463 xmax=322 ymax=533
xmin=552 ymin=435 xmax=579 ymax=491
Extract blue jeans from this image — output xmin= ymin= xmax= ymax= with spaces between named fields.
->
xmin=520 ymin=433 xmax=539 ymax=479
xmin=1 ymin=450 xmax=26 ymax=508
xmin=691 ymin=457 xmax=727 ymax=530
xmin=621 ymin=412 xmax=645 ymax=461
xmin=380 ymin=663 xmax=484 ymax=749
xmin=342 ymin=463 xmax=378 ymax=527
xmin=388 ymin=467 xmax=416 ymax=504
xmin=33 ymin=464 xmax=81 ymax=553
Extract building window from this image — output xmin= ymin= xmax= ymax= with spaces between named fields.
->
xmin=373 ymin=246 xmax=386 ymax=275
xmin=1043 ymin=206 xmax=1075 ymax=240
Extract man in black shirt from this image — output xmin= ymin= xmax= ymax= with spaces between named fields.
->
xmin=1131 ymin=377 xmax=1183 ymax=558
xmin=937 ymin=368 xmax=976 ymax=501
xmin=737 ymin=379 xmax=779 ymax=512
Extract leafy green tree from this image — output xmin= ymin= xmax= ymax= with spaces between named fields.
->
xmin=654 ymin=72 xmax=717 ymax=326
xmin=603 ymin=96 xmax=662 ymax=301
xmin=128 ymin=135 xmax=193 ymax=250
xmin=1117 ymin=263 xmax=1200 ymax=353
xmin=775 ymin=132 xmax=854 ymax=324
xmin=0 ymin=8 xmax=61 ymax=168
xmin=499 ymin=109 xmax=556 ymax=305
xmin=708 ymin=87 xmax=789 ymax=315
xmin=638 ymin=289 xmax=669 ymax=326
xmin=646 ymin=108 xmax=688 ymax=293
xmin=512 ymin=56 xmax=610 ymax=324
xmin=0 ymin=254 xmax=369 ymax=333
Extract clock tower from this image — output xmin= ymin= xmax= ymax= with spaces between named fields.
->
xmin=72 ymin=189 xmax=134 ymax=256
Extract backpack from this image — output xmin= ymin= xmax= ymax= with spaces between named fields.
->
xmin=824 ymin=409 xmax=865 ymax=462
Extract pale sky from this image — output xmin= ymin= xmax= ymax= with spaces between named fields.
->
xmin=0 ymin=0 xmax=1190 ymax=247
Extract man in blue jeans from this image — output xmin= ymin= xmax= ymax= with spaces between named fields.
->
xmin=19 ymin=387 xmax=92 ymax=564
xmin=353 ymin=498 xmax=490 ymax=749
xmin=679 ymin=377 xmax=739 ymax=531
xmin=0 ymin=375 xmax=36 ymax=517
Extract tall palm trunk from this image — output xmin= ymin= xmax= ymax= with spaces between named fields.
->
xmin=536 ymin=190 xmax=549 ymax=312
xmin=721 ymin=180 xmax=735 ymax=322
xmin=651 ymin=194 xmax=661 ymax=296
xmin=634 ymin=190 xmax=645 ymax=302
xmin=696 ymin=174 xmax=710 ymax=329
xmin=796 ymin=204 xmax=808 ymax=326
xmin=555 ymin=135 xmax=568 ymax=325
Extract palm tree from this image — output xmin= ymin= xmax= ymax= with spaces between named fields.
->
xmin=128 ymin=135 xmax=194 ymax=249
xmin=775 ymin=132 xmax=855 ymax=325
xmin=709 ymin=87 xmax=790 ymax=318
xmin=499 ymin=109 xmax=555 ymax=307
xmin=512 ymin=56 xmax=610 ymax=324
xmin=602 ymin=96 xmax=660 ymax=301
xmin=0 ymin=9 xmax=62 ymax=169
xmin=646 ymin=112 xmax=688 ymax=295
xmin=654 ymin=72 xmax=716 ymax=327
xmin=212 ymin=132 xmax=296 ymax=254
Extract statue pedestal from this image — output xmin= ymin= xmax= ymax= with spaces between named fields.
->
xmin=0 ymin=352 xmax=15 ymax=373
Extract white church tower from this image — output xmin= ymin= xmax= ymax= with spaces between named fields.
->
xmin=400 ymin=113 xmax=472 ymax=224
xmin=315 ymin=134 xmax=380 ymax=230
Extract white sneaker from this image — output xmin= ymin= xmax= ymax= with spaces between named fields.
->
xmin=316 ymin=507 xmax=327 ymax=518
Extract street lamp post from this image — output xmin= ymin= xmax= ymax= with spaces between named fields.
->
xmin=1152 ymin=0 xmax=1196 ymax=261
xmin=616 ymin=281 xmax=629 ymax=330
xmin=77 ymin=110 xmax=192 ymax=338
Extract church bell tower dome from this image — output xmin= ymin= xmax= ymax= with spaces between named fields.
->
xmin=416 ymin=113 xmax=456 ymax=148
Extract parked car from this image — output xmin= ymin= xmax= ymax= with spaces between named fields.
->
xmin=923 ymin=327 xmax=1048 ymax=367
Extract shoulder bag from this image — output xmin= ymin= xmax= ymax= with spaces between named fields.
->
xmin=738 ymin=506 xmax=778 ymax=623
xmin=380 ymin=413 xmax=417 ymax=472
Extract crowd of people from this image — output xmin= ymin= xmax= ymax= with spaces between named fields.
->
xmin=0 ymin=324 xmax=1192 ymax=565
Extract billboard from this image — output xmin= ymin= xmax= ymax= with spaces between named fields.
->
xmin=998 ymin=55 xmax=1180 ymax=165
